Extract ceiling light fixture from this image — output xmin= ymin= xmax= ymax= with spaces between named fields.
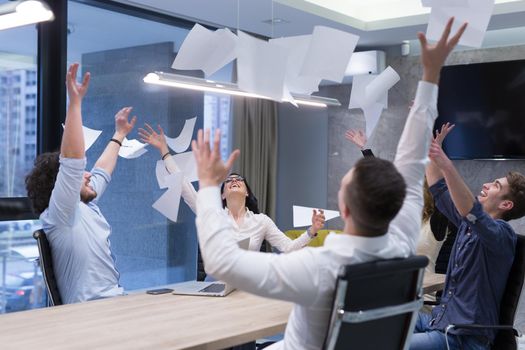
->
xmin=0 ymin=0 xmax=54 ymax=31
xmin=143 ymin=72 xmax=341 ymax=108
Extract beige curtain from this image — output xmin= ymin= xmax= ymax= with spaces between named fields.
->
xmin=231 ymin=96 xmax=278 ymax=220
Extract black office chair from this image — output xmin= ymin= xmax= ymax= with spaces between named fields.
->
xmin=323 ymin=255 xmax=429 ymax=350
xmin=447 ymin=234 xmax=525 ymax=350
xmin=33 ymin=229 xmax=62 ymax=306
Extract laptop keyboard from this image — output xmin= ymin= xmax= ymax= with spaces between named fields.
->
xmin=198 ymin=283 xmax=226 ymax=293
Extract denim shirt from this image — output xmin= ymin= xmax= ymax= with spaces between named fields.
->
xmin=429 ymin=179 xmax=516 ymax=341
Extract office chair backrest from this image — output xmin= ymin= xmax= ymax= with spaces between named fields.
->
xmin=492 ymin=234 xmax=525 ymax=350
xmin=324 ymin=255 xmax=428 ymax=350
xmin=33 ymin=229 xmax=62 ymax=306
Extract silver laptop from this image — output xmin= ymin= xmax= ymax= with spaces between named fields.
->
xmin=172 ymin=237 xmax=250 ymax=297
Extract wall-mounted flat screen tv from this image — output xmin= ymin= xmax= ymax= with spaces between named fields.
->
xmin=436 ymin=59 xmax=525 ymax=159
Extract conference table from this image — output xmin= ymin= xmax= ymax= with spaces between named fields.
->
xmin=0 ymin=274 xmax=446 ymax=350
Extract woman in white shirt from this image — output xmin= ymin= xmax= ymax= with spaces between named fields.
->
xmin=139 ymin=124 xmax=325 ymax=253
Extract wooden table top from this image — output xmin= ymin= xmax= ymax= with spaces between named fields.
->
xmin=0 ymin=290 xmax=292 ymax=350
xmin=0 ymin=273 xmax=447 ymax=350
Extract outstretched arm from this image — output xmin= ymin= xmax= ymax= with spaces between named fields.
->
xmin=388 ymin=18 xmax=467 ymax=255
xmin=61 ymin=63 xmax=90 ymax=159
xmin=93 ymin=107 xmax=137 ymax=176
xmin=139 ymin=123 xmax=198 ymax=212
xmin=426 ymin=122 xmax=455 ymax=186
xmin=429 ymin=140 xmax=475 ymax=217
xmin=47 ymin=64 xmax=90 ymax=226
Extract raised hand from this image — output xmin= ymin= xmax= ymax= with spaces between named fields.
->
xmin=418 ymin=17 xmax=468 ymax=84
xmin=345 ymin=129 xmax=367 ymax=149
xmin=310 ymin=209 xmax=325 ymax=235
xmin=192 ymin=129 xmax=240 ymax=188
xmin=114 ymin=107 xmax=137 ymax=138
xmin=428 ymin=140 xmax=452 ymax=170
xmin=66 ymin=63 xmax=90 ymax=105
xmin=434 ymin=122 xmax=455 ymax=146
xmin=139 ymin=123 xmax=169 ymax=155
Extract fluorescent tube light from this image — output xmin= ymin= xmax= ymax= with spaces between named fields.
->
xmin=0 ymin=0 xmax=54 ymax=31
xmin=144 ymin=72 xmax=341 ymax=108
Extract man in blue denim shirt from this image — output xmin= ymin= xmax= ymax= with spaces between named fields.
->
xmin=25 ymin=64 xmax=137 ymax=303
xmin=410 ymin=127 xmax=525 ymax=350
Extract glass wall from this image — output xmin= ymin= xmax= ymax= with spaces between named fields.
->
xmin=0 ymin=0 xmax=42 ymax=313
xmin=66 ymin=1 xmax=231 ymax=291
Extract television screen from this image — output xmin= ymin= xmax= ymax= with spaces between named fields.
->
xmin=436 ymin=59 xmax=525 ymax=159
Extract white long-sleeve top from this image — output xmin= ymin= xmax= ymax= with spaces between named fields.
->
xmin=195 ymin=81 xmax=438 ymax=350
xmin=163 ymin=156 xmax=312 ymax=252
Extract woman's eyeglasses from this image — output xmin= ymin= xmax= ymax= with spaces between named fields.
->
xmin=224 ymin=175 xmax=245 ymax=183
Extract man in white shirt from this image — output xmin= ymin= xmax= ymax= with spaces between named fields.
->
xmin=192 ymin=19 xmax=466 ymax=350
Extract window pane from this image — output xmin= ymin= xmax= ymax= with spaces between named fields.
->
xmin=0 ymin=219 xmax=44 ymax=314
xmin=0 ymin=18 xmax=38 ymax=197
xmin=67 ymin=2 xmax=232 ymax=291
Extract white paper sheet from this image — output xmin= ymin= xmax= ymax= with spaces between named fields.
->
xmin=270 ymin=35 xmax=321 ymax=95
xmin=165 ymin=117 xmax=197 ymax=153
xmin=363 ymin=102 xmax=385 ymax=139
xmin=236 ymin=31 xmax=289 ymax=101
xmin=421 ymin=0 xmax=469 ymax=7
xmin=118 ymin=138 xmax=148 ymax=159
xmin=172 ymin=151 xmax=198 ymax=182
xmin=292 ymin=205 xmax=340 ymax=228
xmin=299 ymin=26 xmax=359 ymax=83
xmin=155 ymin=160 xmax=170 ymax=189
xmin=152 ymin=172 xmax=183 ymax=222
xmin=426 ymin=0 xmax=495 ymax=48
xmin=171 ymin=24 xmax=237 ymax=77
xmin=62 ymin=124 xmax=102 ymax=152
xmin=348 ymin=74 xmax=387 ymax=109
xmin=364 ymin=66 xmax=400 ymax=106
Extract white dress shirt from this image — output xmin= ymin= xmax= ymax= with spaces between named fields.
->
xmin=163 ymin=156 xmax=312 ymax=252
xmin=196 ymin=81 xmax=438 ymax=350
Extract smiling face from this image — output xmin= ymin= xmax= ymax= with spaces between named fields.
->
xmin=222 ymin=174 xmax=248 ymax=201
xmin=80 ymin=171 xmax=97 ymax=204
xmin=477 ymin=177 xmax=513 ymax=218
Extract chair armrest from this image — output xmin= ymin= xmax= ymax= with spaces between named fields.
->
xmin=450 ymin=324 xmax=522 ymax=337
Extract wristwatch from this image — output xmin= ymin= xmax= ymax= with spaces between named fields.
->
xmin=307 ymin=227 xmax=318 ymax=238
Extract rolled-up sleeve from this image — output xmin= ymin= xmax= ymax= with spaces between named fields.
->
xmin=46 ymin=157 xmax=86 ymax=227
xmin=89 ymin=167 xmax=111 ymax=203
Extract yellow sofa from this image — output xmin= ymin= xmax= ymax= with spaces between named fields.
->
xmin=284 ymin=229 xmax=343 ymax=247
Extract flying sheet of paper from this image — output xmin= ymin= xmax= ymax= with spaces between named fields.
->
xmin=292 ymin=205 xmax=340 ymax=228
xmin=299 ymin=26 xmax=359 ymax=83
xmin=421 ymin=0 xmax=469 ymax=7
xmin=270 ymin=35 xmax=321 ymax=95
xmin=155 ymin=160 xmax=170 ymax=189
xmin=363 ymin=102 xmax=385 ymax=139
xmin=426 ymin=0 xmax=495 ymax=48
xmin=165 ymin=117 xmax=197 ymax=153
xmin=152 ymin=172 xmax=183 ymax=222
xmin=172 ymin=151 xmax=198 ymax=182
xmin=236 ymin=31 xmax=289 ymax=101
xmin=171 ymin=24 xmax=237 ymax=77
xmin=364 ymin=66 xmax=400 ymax=106
xmin=61 ymin=124 xmax=102 ymax=152
xmin=118 ymin=138 xmax=148 ymax=159
xmin=348 ymin=74 xmax=388 ymax=109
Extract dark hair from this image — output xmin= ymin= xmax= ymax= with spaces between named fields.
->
xmin=502 ymin=171 xmax=525 ymax=221
xmin=344 ymin=157 xmax=406 ymax=236
xmin=422 ymin=179 xmax=435 ymax=223
xmin=25 ymin=152 xmax=60 ymax=215
xmin=220 ymin=173 xmax=260 ymax=214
